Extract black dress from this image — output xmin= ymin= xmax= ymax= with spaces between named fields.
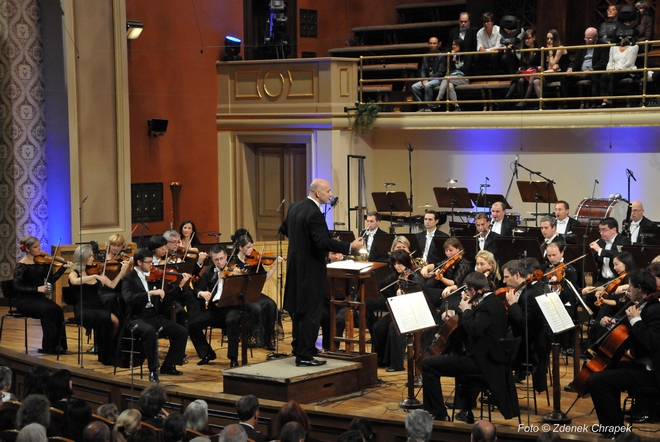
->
xmin=13 ymin=262 xmax=67 ymax=353
xmin=71 ymin=272 xmax=115 ymax=365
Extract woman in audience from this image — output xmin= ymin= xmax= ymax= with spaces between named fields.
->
xmin=16 ymin=395 xmax=51 ymax=430
xmin=277 ymin=401 xmax=319 ymax=442
xmin=96 ymin=403 xmax=119 ymax=422
xmin=523 ymin=29 xmax=569 ymax=108
xmin=63 ymin=399 xmax=92 ymax=442
xmin=184 ymin=399 xmax=212 ymax=435
xmin=636 ymin=1 xmax=654 ymax=41
xmin=506 ymin=29 xmax=541 ymax=104
xmin=138 ymin=385 xmax=169 ymax=428
xmin=0 ymin=366 xmax=17 ymax=402
xmin=598 ymin=4 xmax=621 ymax=43
xmin=113 ymin=409 xmax=142 ymax=442
xmin=47 ymin=369 xmax=73 ymax=412
xmin=163 ymin=413 xmax=187 ymax=442
xmin=21 ymin=366 xmax=50 ymax=400
xmin=434 ymin=39 xmax=472 ymax=112
xmin=599 ymin=35 xmax=639 ymax=107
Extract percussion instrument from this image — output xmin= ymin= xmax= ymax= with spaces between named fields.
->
xmin=574 ymin=198 xmax=628 ymax=227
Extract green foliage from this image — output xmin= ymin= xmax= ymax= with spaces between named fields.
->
xmin=353 ymin=101 xmax=380 ymax=138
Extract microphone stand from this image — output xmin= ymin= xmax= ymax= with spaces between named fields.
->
xmin=623 ymin=169 xmax=636 ymax=235
xmin=407 ymin=143 xmax=414 ymax=233
xmin=269 ymin=202 xmax=289 ymax=360
xmin=137 ymin=222 xmax=149 ymax=248
xmin=78 ymin=195 xmax=88 ymax=368
xmin=582 ymin=180 xmax=598 ymax=283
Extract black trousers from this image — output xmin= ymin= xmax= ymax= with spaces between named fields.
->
xmin=291 ymin=298 xmax=324 ymax=360
xmin=187 ymin=306 xmax=240 ymax=360
xmin=128 ymin=315 xmax=188 ymax=371
xmin=422 ymin=353 xmax=481 ymax=419
xmin=75 ymin=306 xmax=114 ymax=365
xmin=16 ymin=296 xmax=66 ymax=353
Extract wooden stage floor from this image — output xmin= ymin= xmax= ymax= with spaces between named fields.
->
xmin=0 ymin=307 xmax=659 ymax=441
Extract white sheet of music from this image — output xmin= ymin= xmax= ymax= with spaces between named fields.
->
xmin=387 ymin=291 xmax=436 ymax=334
xmin=536 ymin=291 xmax=576 ymax=334
xmin=327 ymin=260 xmax=373 ymax=271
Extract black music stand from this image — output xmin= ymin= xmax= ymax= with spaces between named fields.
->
xmin=433 ymin=187 xmax=473 ymax=232
xmin=493 ymin=237 xmax=544 ymax=264
xmin=217 ymin=273 xmax=266 ymax=366
xmin=371 ymin=234 xmax=396 ymax=263
xmin=621 ymin=245 xmax=660 ymax=269
xmin=454 ymin=237 xmax=477 ymax=265
xmin=638 ymin=226 xmax=660 ymax=245
xmin=400 ymin=234 xmax=423 ymax=259
xmin=469 ymin=193 xmax=512 ymax=211
xmin=372 ymin=192 xmax=412 ymax=234
xmin=330 ymin=230 xmax=356 ymax=243
xmin=517 ymin=181 xmax=557 ymax=227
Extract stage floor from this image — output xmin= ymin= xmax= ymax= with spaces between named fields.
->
xmin=1 ymin=307 xmax=659 ymax=441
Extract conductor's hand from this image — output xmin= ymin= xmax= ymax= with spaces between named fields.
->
xmin=350 ymin=237 xmax=364 ymax=252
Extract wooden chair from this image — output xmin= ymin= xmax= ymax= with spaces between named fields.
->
xmin=140 ymin=421 xmax=163 ymax=442
xmin=91 ymin=413 xmax=115 ymax=432
xmin=0 ymin=400 xmax=21 ymax=431
xmin=48 ymin=437 xmax=76 ymax=442
xmin=184 ymin=427 xmax=207 ymax=441
xmin=0 ymin=279 xmax=29 ymax=354
xmin=0 ymin=429 xmax=20 ymax=442
xmin=48 ymin=407 xmax=65 ymax=437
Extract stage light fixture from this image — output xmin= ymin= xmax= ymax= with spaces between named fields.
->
xmin=224 ymin=36 xmax=243 ymax=61
xmin=126 ymin=20 xmax=144 ymax=40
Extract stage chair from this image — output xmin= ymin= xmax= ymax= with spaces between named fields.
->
xmin=57 ymin=286 xmax=84 ymax=363
xmin=622 ymin=386 xmax=660 ymax=429
xmin=113 ymin=311 xmax=145 ymax=379
xmin=0 ymin=280 xmax=29 ymax=354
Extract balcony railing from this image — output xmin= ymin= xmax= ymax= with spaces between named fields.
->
xmin=358 ymin=40 xmax=660 ymax=111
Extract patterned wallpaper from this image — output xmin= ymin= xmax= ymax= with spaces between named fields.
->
xmin=0 ymin=0 xmax=48 ymax=280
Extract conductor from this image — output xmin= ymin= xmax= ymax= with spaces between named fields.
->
xmin=279 ymin=179 xmax=364 ymax=367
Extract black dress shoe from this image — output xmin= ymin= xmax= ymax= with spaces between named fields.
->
xmin=386 ymin=367 xmax=404 ymax=372
xmin=230 ymin=359 xmax=239 ymax=368
xmin=455 ymin=410 xmax=475 ymax=424
xmin=263 ymin=343 xmax=276 ymax=351
xmin=444 ymin=401 xmax=455 ymax=409
xmin=86 ymin=346 xmax=98 ymax=354
xmin=295 ymin=358 xmax=327 ymax=367
xmin=197 ymin=352 xmax=217 ymax=366
xmin=160 ymin=364 xmax=183 ymax=375
xmin=433 ymin=415 xmax=451 ymax=422
xmin=149 ymin=370 xmax=159 ymax=383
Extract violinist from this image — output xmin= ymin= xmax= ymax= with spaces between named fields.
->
xmin=169 ymin=227 xmax=208 ymax=272
xmin=372 ymin=250 xmax=425 ymax=372
xmin=97 ymin=233 xmax=133 ymax=317
xmin=587 ymin=269 xmax=660 ymax=438
xmin=542 ymin=240 xmax=579 ymax=317
xmin=589 ymin=217 xmax=631 ymax=285
xmin=230 ymin=232 xmax=282 ymax=351
xmin=13 ymin=236 xmax=73 ymax=354
xmin=421 ymin=238 xmax=471 ymax=310
xmin=444 ymin=250 xmax=502 ymax=296
xmin=422 ymin=272 xmax=519 ymax=423
xmin=121 ymin=248 xmax=190 ymax=383
xmin=68 ymin=245 xmax=121 ymax=365
xmin=503 ymin=258 xmax=552 ymax=392
xmin=179 ymin=220 xmax=201 ymax=248
xmin=188 ymin=244 xmax=241 ymax=367
xmin=162 ymin=231 xmax=184 ymax=264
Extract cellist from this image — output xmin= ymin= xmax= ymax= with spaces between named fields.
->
xmin=587 ymin=269 xmax=660 ymax=438
xmin=421 ymin=272 xmax=519 ymax=423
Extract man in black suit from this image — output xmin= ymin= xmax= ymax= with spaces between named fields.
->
xmin=422 ymin=272 xmax=519 ymax=422
xmin=412 ymin=37 xmax=445 ymax=111
xmin=590 ymin=217 xmax=631 ymax=284
xmin=121 ymin=248 xmax=190 ymax=383
xmin=188 ymin=244 xmax=241 ymax=367
xmin=360 ymin=211 xmax=387 ymax=261
xmin=236 ymin=395 xmax=268 ymax=442
xmin=539 ymin=215 xmax=563 ymax=257
xmin=562 ymin=27 xmax=610 ymax=107
xmin=543 ymin=240 xmax=580 ymax=318
xmin=279 ymin=178 xmax=363 ymax=367
xmin=587 ymin=269 xmax=660 ymax=438
xmin=474 ymin=213 xmax=499 ymax=260
xmin=490 ymin=201 xmax=514 ymax=236
xmin=554 ymin=200 xmax=580 ymax=235
xmin=628 ymin=200 xmax=655 ymax=244
xmin=504 ymin=259 xmax=552 ymax=393
xmin=417 ymin=210 xmax=449 ymax=288
xmin=449 ymin=12 xmax=478 ymax=51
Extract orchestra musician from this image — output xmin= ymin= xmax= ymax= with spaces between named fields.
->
xmin=360 ymin=211 xmax=387 ymax=262
xmin=13 ymin=236 xmax=73 ymax=354
xmin=179 ymin=220 xmax=202 ymax=248
xmin=587 ymin=269 xmax=660 ymax=439
xmin=443 ymin=250 xmax=502 ymax=296
xmin=68 ymin=245 xmax=122 ymax=365
xmin=503 ymin=258 xmax=552 ymax=392
xmin=490 ymin=201 xmax=514 ymax=236
xmin=230 ymin=232 xmax=282 ymax=351
xmin=422 ymin=272 xmax=519 ymax=423
xmin=589 ymin=217 xmax=631 ymax=285
xmin=554 ymin=200 xmax=579 ymax=235
xmin=372 ymin=250 xmax=424 ymax=372
xmin=416 ymin=210 xmax=449 ymax=272
xmin=542 ymin=240 xmax=579 ymax=319
xmin=539 ymin=215 xmax=563 ymax=257
xmin=627 ymin=200 xmax=655 ymax=244
xmin=97 ymin=233 xmax=133 ymax=318
xmin=420 ymin=238 xmax=472 ymax=310
xmin=121 ymin=248 xmax=190 ymax=382
xmin=474 ymin=213 xmax=499 ymax=260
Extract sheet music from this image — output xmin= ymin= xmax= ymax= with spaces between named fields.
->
xmin=327 ymin=260 xmax=373 ymax=271
xmin=387 ymin=291 xmax=436 ymax=334
xmin=536 ymin=291 xmax=576 ymax=334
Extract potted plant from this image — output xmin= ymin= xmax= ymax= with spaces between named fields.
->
xmin=353 ymin=101 xmax=380 ymax=138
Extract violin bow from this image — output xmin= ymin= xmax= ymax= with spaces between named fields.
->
xmin=101 ymin=242 xmax=110 ymax=278
xmin=543 ymin=253 xmax=587 ymax=279
xmin=183 ymin=232 xmax=194 ymax=258
xmin=45 ymin=239 xmax=62 ymax=284
xmin=257 ymin=244 xmax=265 ymax=269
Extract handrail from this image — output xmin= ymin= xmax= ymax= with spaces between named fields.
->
xmin=357 ymin=39 xmax=660 ymax=110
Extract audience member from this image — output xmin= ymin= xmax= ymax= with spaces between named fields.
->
xmin=435 ymin=39 xmax=472 ymax=112
xmin=138 ymin=385 xmax=169 ymax=428
xmin=449 ymin=12 xmax=478 ymax=51
xmin=163 ymin=412 xmax=187 ymax=442
xmin=600 ymin=35 xmax=639 ymax=107
xmin=635 ymin=1 xmax=654 ymax=41
xmin=47 ymin=369 xmax=73 ymax=412
xmin=505 ymin=29 xmax=541 ymax=104
xmin=82 ymin=421 xmax=111 ymax=442
xmin=598 ymin=4 xmax=621 ymax=43
xmin=476 ymin=12 xmax=505 ymax=74
xmin=280 ymin=421 xmax=306 ymax=442
xmin=185 ymin=399 xmax=211 ymax=435
xmin=536 ymin=431 xmax=561 ymax=442
xmin=21 ymin=366 xmax=49 ymax=400
xmin=337 ymin=430 xmax=364 ymax=442
xmin=471 ymin=420 xmax=497 ymax=442
xmin=404 ymin=410 xmax=433 ymax=442
xmin=16 ymin=423 xmax=47 ymax=442
xmin=113 ymin=409 xmax=142 ymax=442
xmin=412 ymin=37 xmax=444 ymax=111
xmin=236 ymin=395 xmax=267 ymax=442
xmin=96 ymin=403 xmax=119 ymax=422
xmin=63 ymin=399 xmax=93 ymax=442
xmin=277 ymin=401 xmax=317 ymax=442
xmin=0 ymin=366 xmax=17 ymax=402
xmin=348 ymin=417 xmax=373 ymax=442
xmin=615 ymin=432 xmax=642 ymax=442
xmin=564 ymin=27 xmax=609 ymax=108
xmin=525 ymin=29 xmax=568 ymax=109
xmin=132 ymin=426 xmax=160 ymax=442
xmin=16 ymin=394 xmax=50 ymax=430
xmin=219 ymin=424 xmax=248 ymax=442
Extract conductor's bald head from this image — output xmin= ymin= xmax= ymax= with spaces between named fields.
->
xmin=309 ymin=179 xmax=333 ymax=205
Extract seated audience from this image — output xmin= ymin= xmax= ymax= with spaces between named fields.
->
xmin=47 ymin=369 xmax=73 ymax=412
xmin=184 ymin=399 xmax=211 ymax=434
xmin=348 ymin=417 xmax=373 ymax=442
xmin=435 ymin=39 xmax=472 ymax=112
xmin=138 ymin=385 xmax=169 ymax=428
xmin=113 ymin=409 xmax=142 ymax=442
xmin=95 ymin=403 xmax=118 ymax=422
xmin=412 ymin=37 xmax=444 ymax=111
xmin=280 ymin=421 xmax=306 ymax=442
xmin=82 ymin=421 xmax=111 ymax=442
xmin=0 ymin=366 xmax=17 ymax=402
xmin=16 ymin=394 xmax=51 ymax=430
xmin=600 ymin=35 xmax=639 ymax=107
xmin=471 ymin=420 xmax=497 ymax=442
xmin=636 ymin=1 xmax=654 ymax=41
xmin=277 ymin=401 xmax=317 ymax=442
xmin=598 ymin=4 xmax=621 ymax=43
xmin=17 ymin=423 xmax=48 ymax=442
xmin=564 ymin=27 xmax=609 ymax=108
xmin=163 ymin=413 xmax=187 ymax=442
xmin=236 ymin=395 xmax=267 ymax=442
xmin=63 ymin=399 xmax=93 ymax=442
xmin=404 ymin=410 xmax=433 ymax=442
xmin=219 ymin=424 xmax=248 ymax=442
xmin=21 ymin=366 xmax=49 ymax=400
xmin=476 ymin=12 xmax=505 ymax=74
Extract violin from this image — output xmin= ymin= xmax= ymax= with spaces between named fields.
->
xmin=33 ymin=253 xmax=68 ymax=266
xmin=547 ymin=262 xmax=565 ymax=284
xmin=245 ymin=251 xmax=278 ymax=267
xmin=595 ymin=272 xmax=627 ymax=307
xmin=174 ymin=246 xmax=199 ymax=262
xmin=146 ymin=267 xmax=186 ymax=283
xmin=494 ymin=269 xmax=544 ymax=310
xmin=433 ymin=250 xmax=465 ymax=280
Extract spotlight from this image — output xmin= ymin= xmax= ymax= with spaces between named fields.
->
xmin=499 ymin=15 xmax=521 ymax=46
xmin=616 ymin=6 xmax=638 ymax=44
xmin=126 ymin=20 xmax=144 ymax=40
xmin=224 ymin=36 xmax=243 ymax=61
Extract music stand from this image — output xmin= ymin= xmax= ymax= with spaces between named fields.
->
xmin=217 ymin=273 xmax=266 ymax=366
xmin=621 ymin=245 xmax=660 ymax=269
xmin=454 ymin=237 xmax=477 ymax=265
xmin=433 ymin=187 xmax=473 ymax=230
xmin=372 ymin=192 xmax=412 ymax=234
xmin=493 ymin=237 xmax=544 ymax=264
xmin=469 ymin=193 xmax=512 ymax=211
xmin=400 ymin=234 xmax=422 ymax=259
xmin=517 ymin=181 xmax=557 ymax=226
xmin=329 ymin=230 xmax=356 ymax=243
xmin=638 ymin=226 xmax=660 ymax=245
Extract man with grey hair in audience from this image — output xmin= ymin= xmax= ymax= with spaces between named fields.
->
xmin=404 ymin=410 xmax=433 ymax=442
xmin=470 ymin=420 xmax=497 ymax=442
xmin=17 ymin=423 xmax=47 ymax=442
xmin=219 ymin=424 xmax=248 ymax=442
xmin=82 ymin=421 xmax=111 ymax=442
xmin=236 ymin=395 xmax=267 ymax=442
xmin=280 ymin=421 xmax=306 ymax=442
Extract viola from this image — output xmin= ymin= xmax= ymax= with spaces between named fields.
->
xmin=595 ymin=272 xmax=627 ymax=307
xmin=33 ymin=253 xmax=67 ymax=266
xmin=433 ymin=250 xmax=465 ymax=280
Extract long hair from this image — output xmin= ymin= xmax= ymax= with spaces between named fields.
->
xmin=72 ymin=245 xmax=93 ymax=275
xmin=113 ymin=409 xmax=141 ymax=442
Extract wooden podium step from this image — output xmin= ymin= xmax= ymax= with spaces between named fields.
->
xmin=222 ymin=356 xmax=362 ymax=403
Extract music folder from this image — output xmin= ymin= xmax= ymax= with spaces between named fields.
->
xmin=536 ymin=291 xmax=577 ymax=334
xmin=387 ymin=291 xmax=437 ymax=335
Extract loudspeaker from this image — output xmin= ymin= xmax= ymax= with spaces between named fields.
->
xmin=148 ymin=119 xmax=168 ymax=137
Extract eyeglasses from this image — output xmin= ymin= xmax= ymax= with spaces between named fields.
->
xmin=599 ymin=228 xmax=610 ymax=233
xmin=143 ymin=260 xmax=153 ymax=265
xmin=584 ymin=37 xmax=596 ymax=41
